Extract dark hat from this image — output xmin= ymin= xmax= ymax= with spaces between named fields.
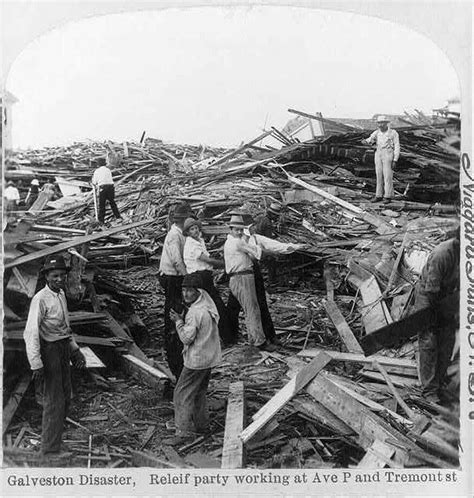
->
xmin=97 ymin=157 xmax=107 ymax=167
xmin=228 ymin=214 xmax=246 ymax=228
xmin=173 ymin=203 xmax=191 ymax=220
xmin=183 ymin=217 xmax=201 ymax=234
xmin=42 ymin=254 xmax=68 ymax=273
xmin=182 ymin=273 xmax=202 ymax=289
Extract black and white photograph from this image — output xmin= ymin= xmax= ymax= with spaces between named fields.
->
xmin=1 ymin=1 xmax=472 ymax=496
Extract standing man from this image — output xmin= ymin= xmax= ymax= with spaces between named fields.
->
xmin=23 ymin=254 xmax=86 ymax=457
xmin=91 ymin=157 xmax=122 ymax=224
xmin=166 ymin=273 xmax=222 ymax=445
xmin=158 ymin=203 xmax=189 ymax=378
xmin=363 ymin=115 xmax=400 ymax=204
xmin=25 ymin=179 xmax=40 ymax=209
xmin=224 ymin=214 xmax=275 ymax=352
xmin=413 ymin=230 xmax=460 ymax=403
xmin=4 ymin=181 xmax=20 ymax=220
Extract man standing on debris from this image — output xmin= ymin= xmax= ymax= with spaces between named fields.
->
xmin=183 ymin=217 xmax=233 ymax=345
xmin=167 ymin=273 xmax=221 ymax=445
xmin=91 ymin=156 xmax=122 ymax=224
xmin=4 ymin=180 xmax=20 ymax=218
xmin=159 ymin=204 xmax=189 ymax=378
xmin=24 ymin=254 xmax=86 ymax=457
xmin=224 ymin=214 xmax=275 ymax=352
xmin=25 ymin=178 xmax=40 ymax=209
xmin=363 ymin=115 xmax=400 ymax=204
xmin=413 ymin=229 xmax=460 ymax=404
xmin=227 ymin=217 xmax=306 ymax=346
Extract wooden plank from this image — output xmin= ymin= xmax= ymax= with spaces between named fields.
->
xmin=297 ymin=348 xmax=417 ymax=370
xmin=372 ymin=360 xmax=416 ymax=420
xmin=358 ymin=439 xmax=397 ymax=468
xmin=360 ymin=371 xmax=419 ymax=388
xmin=80 ymin=346 xmax=105 ymax=369
xmin=240 ymin=352 xmax=331 ymax=443
xmin=324 ymin=300 xmax=363 ymax=353
xmin=3 ymin=374 xmax=31 ymax=435
xmin=359 ymin=275 xmax=393 ymax=333
xmin=288 ymin=108 xmax=358 ymax=132
xmin=121 ymin=354 xmax=171 ymax=389
xmin=130 ymin=450 xmax=193 ymax=468
xmin=221 ymin=381 xmax=246 ymax=469
xmin=4 ymin=219 xmax=151 ymax=269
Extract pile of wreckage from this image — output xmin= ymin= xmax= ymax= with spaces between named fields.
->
xmin=3 ymin=108 xmax=460 ymax=469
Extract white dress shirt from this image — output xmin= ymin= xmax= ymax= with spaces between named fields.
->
xmin=92 ymin=166 xmax=114 ymax=186
xmin=184 ymin=236 xmax=213 ymax=273
xmin=223 ymin=234 xmax=259 ymax=273
xmin=366 ymin=128 xmax=400 ymax=161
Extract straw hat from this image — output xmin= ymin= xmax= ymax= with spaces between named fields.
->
xmin=376 ymin=115 xmax=390 ymax=123
xmin=268 ymin=202 xmax=282 ymax=215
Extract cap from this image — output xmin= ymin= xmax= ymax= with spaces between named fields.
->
xmin=182 ymin=273 xmax=202 ymax=289
xmin=42 ymin=254 xmax=68 ymax=273
xmin=31 ymin=179 xmax=40 ymax=186
xmin=183 ymin=217 xmax=201 ymax=234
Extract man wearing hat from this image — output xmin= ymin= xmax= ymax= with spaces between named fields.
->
xmin=223 ymin=214 xmax=274 ymax=351
xmin=363 ymin=115 xmax=400 ymax=204
xmin=167 ymin=272 xmax=221 ymax=444
xmin=254 ymin=202 xmax=281 ymax=238
xmin=412 ymin=230 xmax=460 ymax=404
xmin=159 ymin=203 xmax=190 ymax=378
xmin=91 ymin=156 xmax=122 ymax=224
xmin=24 ymin=254 xmax=86 ymax=456
xmin=182 ymin=217 xmax=233 ymax=345
xmin=25 ymin=178 xmax=40 ymax=209
xmin=4 ymin=180 xmax=20 ymax=219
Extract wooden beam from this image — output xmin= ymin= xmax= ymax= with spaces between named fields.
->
xmin=4 ymin=219 xmax=151 ymax=269
xmin=121 ymin=354 xmax=171 ymax=389
xmin=221 ymin=381 xmax=246 ymax=469
xmin=297 ymin=348 xmax=417 ymax=370
xmin=324 ymin=300 xmax=363 ymax=353
xmin=3 ymin=374 xmax=31 ymax=435
xmin=288 ymin=108 xmax=358 ymax=132
xmin=240 ymin=352 xmax=331 ymax=443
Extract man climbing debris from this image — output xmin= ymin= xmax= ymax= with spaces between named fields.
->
xmin=23 ymin=254 xmax=86 ymax=457
xmin=363 ymin=115 xmax=400 ymax=204
xmin=91 ymin=156 xmax=122 ymax=224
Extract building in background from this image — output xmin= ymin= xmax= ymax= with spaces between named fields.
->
xmin=1 ymin=90 xmax=19 ymax=151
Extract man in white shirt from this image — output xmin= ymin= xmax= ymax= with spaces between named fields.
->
xmin=91 ymin=157 xmax=122 ymax=224
xmin=4 ymin=181 xmax=20 ymax=220
xmin=224 ymin=214 xmax=275 ymax=351
xmin=363 ymin=115 xmax=400 ymax=204
xmin=182 ymin=217 xmax=232 ymax=345
xmin=158 ymin=203 xmax=189 ymax=378
xmin=23 ymin=254 xmax=86 ymax=456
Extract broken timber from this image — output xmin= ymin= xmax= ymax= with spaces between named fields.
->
xmin=3 ymin=374 xmax=32 ymax=435
xmin=239 ymin=352 xmax=331 ymax=443
xmin=324 ymin=299 xmax=363 ymax=353
xmin=121 ymin=354 xmax=170 ymax=389
xmin=221 ymin=381 xmax=246 ymax=469
xmin=4 ymin=219 xmax=152 ymax=269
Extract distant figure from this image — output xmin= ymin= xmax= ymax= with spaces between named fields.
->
xmin=91 ymin=157 xmax=122 ymax=224
xmin=25 ymin=178 xmax=40 ymax=209
xmin=413 ymin=231 xmax=460 ymax=404
xmin=4 ymin=181 xmax=20 ymax=219
xmin=363 ymin=115 xmax=400 ymax=204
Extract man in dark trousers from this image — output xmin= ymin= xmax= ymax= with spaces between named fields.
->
xmin=24 ymin=254 xmax=86 ymax=457
xmin=92 ymin=156 xmax=122 ymax=224
xmin=413 ymin=230 xmax=460 ymax=403
xmin=158 ymin=203 xmax=189 ymax=378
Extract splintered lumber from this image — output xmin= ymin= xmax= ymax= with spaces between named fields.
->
xmin=4 ymin=219 xmax=151 ymax=269
xmin=372 ymin=360 xmax=416 ymax=420
xmin=240 ymin=352 xmax=331 ymax=443
xmin=3 ymin=374 xmax=32 ymax=435
xmin=121 ymin=354 xmax=170 ymax=388
xmin=222 ymin=381 xmax=246 ymax=469
xmin=297 ymin=348 xmax=417 ymax=371
xmin=357 ymin=439 xmax=397 ymax=468
xmin=324 ymin=300 xmax=363 ymax=353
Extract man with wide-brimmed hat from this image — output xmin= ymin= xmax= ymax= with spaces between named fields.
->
xmin=24 ymin=254 xmax=86 ymax=457
xmin=363 ymin=115 xmax=400 ymax=204
xmin=159 ymin=203 xmax=190 ymax=378
xmin=223 ymin=214 xmax=275 ymax=351
xmin=166 ymin=272 xmax=221 ymax=445
xmin=182 ymin=217 xmax=233 ymax=345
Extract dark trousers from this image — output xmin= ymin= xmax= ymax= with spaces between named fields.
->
xmin=193 ymin=270 xmax=233 ymax=344
xmin=227 ymin=263 xmax=275 ymax=343
xmin=159 ymin=274 xmax=184 ymax=378
xmin=98 ymin=184 xmax=120 ymax=223
xmin=173 ymin=367 xmax=211 ymax=435
xmin=38 ymin=338 xmax=72 ymax=454
xmin=418 ymin=321 xmax=456 ymax=396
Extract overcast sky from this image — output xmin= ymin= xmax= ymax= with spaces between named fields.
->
xmin=6 ymin=6 xmax=459 ymax=149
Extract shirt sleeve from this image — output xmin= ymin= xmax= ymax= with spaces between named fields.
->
xmin=255 ymin=234 xmax=298 ymax=254
xmin=23 ymin=295 xmax=44 ymax=370
xmin=393 ymin=130 xmax=400 ymax=161
xmin=365 ymin=130 xmax=378 ymax=145
xmin=423 ymin=251 xmax=449 ymax=303
xmin=237 ymin=238 xmax=260 ymax=260
xmin=176 ymin=311 xmax=199 ymax=345
xmin=168 ymin=231 xmax=187 ymax=274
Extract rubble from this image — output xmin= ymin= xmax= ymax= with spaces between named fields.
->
xmin=2 ymin=110 xmax=460 ymax=469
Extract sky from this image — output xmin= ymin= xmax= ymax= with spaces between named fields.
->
xmin=6 ymin=6 xmax=460 ymax=149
